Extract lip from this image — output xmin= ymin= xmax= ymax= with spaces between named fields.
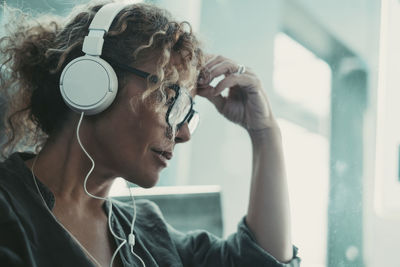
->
xmin=151 ymin=148 xmax=173 ymax=167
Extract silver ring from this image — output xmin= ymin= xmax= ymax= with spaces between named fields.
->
xmin=235 ymin=64 xmax=246 ymax=75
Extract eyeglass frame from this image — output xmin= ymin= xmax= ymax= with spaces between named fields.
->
xmin=106 ymin=58 xmax=198 ymax=133
xmin=165 ymin=84 xmax=197 ymax=132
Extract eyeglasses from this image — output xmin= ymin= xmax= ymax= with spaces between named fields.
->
xmin=165 ymin=84 xmax=199 ymax=135
xmin=108 ymin=59 xmax=199 ymax=136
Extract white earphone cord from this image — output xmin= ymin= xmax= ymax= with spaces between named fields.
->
xmin=31 ymin=157 xmax=103 ymax=267
xmin=32 ymin=113 xmax=145 ymax=267
xmin=76 ymin=112 xmax=146 ymax=267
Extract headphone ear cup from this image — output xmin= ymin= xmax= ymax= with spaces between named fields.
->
xmin=60 ymin=56 xmax=118 ymax=115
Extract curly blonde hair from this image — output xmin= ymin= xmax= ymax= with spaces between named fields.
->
xmin=0 ymin=0 xmax=204 ymax=157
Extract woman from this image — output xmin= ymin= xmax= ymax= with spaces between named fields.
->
xmin=0 ymin=1 xmax=300 ymax=266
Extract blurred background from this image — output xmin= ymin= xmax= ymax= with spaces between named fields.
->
xmin=2 ymin=0 xmax=399 ymax=266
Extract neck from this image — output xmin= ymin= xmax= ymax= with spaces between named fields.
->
xmin=25 ymin=121 xmax=116 ymax=213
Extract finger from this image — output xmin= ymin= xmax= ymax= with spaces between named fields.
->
xmin=209 ymin=61 xmax=238 ymax=78
xmin=213 ymin=74 xmax=254 ymax=96
xmin=198 ymin=61 xmax=226 ymax=86
xmin=198 ymin=56 xmax=222 ymax=84
xmin=196 ymin=85 xmax=214 ymax=98
xmin=196 ymin=85 xmax=226 ymax=112
xmin=213 ymin=76 xmax=240 ymax=96
xmin=204 ymin=54 xmax=218 ymax=65
xmin=199 ymin=61 xmax=238 ymax=86
xmin=207 ymin=94 xmax=226 ymax=113
xmin=204 ymin=55 xmax=226 ymax=69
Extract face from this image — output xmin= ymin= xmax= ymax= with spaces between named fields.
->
xmin=85 ymin=63 xmax=192 ymax=188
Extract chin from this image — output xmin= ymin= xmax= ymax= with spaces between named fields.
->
xmin=125 ymin=172 xmax=160 ymax=188
xmin=139 ymin=178 xmax=159 ymax=188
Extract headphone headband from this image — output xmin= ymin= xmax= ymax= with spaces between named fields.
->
xmin=82 ymin=2 xmax=133 ymax=56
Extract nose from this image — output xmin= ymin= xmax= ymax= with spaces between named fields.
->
xmin=174 ymin=123 xmax=191 ymax=143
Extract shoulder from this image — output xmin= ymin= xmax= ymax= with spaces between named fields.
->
xmin=0 ymin=181 xmax=21 ymax=227
xmin=0 ymin=159 xmax=22 ymax=201
xmin=0 ymin=153 xmax=34 ymax=204
xmin=0 ymin=157 xmax=18 ymax=183
xmin=0 ymin=153 xmax=33 ymax=188
xmin=135 ymin=198 xmax=164 ymax=217
xmin=112 ymin=198 xmax=166 ymax=224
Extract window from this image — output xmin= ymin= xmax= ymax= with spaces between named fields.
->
xmin=274 ymin=33 xmax=331 ymax=267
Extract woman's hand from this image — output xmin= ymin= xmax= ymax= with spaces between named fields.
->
xmin=198 ymin=55 xmax=294 ymax=262
xmin=197 ymin=55 xmax=277 ymax=131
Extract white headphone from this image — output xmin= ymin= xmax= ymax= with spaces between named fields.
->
xmin=59 ymin=2 xmax=131 ymax=115
xmin=59 ymin=3 xmax=146 ymax=266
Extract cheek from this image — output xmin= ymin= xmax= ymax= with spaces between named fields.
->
xmin=124 ymin=99 xmax=167 ymax=142
xmin=99 ymin=89 xmax=168 ymax=147
xmin=128 ymin=96 xmax=141 ymax=116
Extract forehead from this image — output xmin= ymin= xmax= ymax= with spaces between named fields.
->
xmin=137 ymin=52 xmax=199 ymax=97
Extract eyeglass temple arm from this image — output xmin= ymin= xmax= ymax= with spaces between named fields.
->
xmin=108 ymin=60 xmax=150 ymax=79
xmin=102 ymin=57 xmax=160 ymax=84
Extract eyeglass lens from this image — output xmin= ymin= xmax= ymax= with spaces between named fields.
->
xmin=187 ymin=111 xmax=199 ymax=135
xmin=168 ymin=89 xmax=199 ymax=134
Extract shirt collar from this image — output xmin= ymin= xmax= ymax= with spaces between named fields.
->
xmin=7 ymin=152 xmax=56 ymax=210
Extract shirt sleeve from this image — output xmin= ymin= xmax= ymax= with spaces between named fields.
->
xmin=168 ymin=216 xmax=301 ymax=267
